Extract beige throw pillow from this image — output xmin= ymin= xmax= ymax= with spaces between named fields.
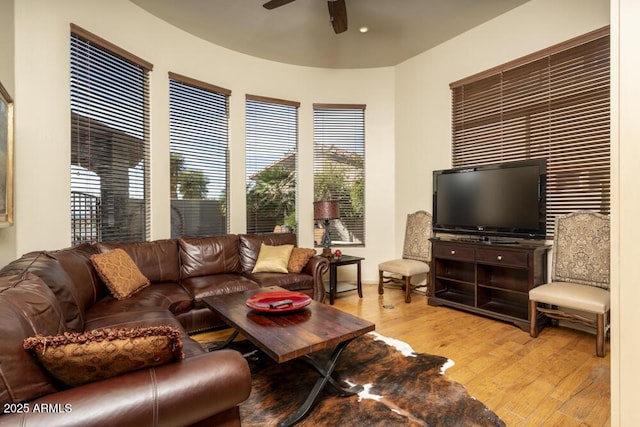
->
xmin=252 ymin=243 xmax=294 ymax=273
xmin=90 ymin=248 xmax=150 ymax=299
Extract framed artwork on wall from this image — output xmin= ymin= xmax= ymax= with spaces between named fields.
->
xmin=0 ymin=80 xmax=14 ymax=227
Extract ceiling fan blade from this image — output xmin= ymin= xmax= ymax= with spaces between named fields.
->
xmin=263 ymin=0 xmax=296 ymax=10
xmin=328 ymin=0 xmax=348 ymax=34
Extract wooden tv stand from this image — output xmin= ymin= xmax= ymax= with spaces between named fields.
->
xmin=429 ymin=238 xmax=550 ymax=331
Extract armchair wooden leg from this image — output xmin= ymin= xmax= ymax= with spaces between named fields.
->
xmin=404 ymin=276 xmax=411 ymax=303
xmin=425 ymin=271 xmax=430 ymax=299
xmin=596 ymin=312 xmax=605 ymax=357
xmin=529 ymin=299 xmax=539 ymax=338
xmin=378 ymin=270 xmax=384 ymax=295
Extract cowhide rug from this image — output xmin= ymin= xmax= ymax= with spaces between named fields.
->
xmin=205 ymin=332 xmax=505 ymax=426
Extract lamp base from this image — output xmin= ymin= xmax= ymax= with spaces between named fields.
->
xmin=320 ymin=219 xmax=333 ymax=258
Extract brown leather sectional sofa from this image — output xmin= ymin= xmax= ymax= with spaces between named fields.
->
xmin=0 ymin=232 xmax=328 ymax=426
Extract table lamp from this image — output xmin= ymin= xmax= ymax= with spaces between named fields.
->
xmin=313 ymin=200 xmax=340 ymax=258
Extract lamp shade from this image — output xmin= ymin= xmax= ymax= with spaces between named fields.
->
xmin=313 ymin=200 xmax=340 ymax=220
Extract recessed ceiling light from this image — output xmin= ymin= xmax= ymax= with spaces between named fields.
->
xmin=359 ymin=26 xmax=368 ymax=33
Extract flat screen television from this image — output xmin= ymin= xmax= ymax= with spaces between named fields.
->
xmin=432 ymin=159 xmax=547 ymax=241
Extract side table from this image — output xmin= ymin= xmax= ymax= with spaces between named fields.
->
xmin=327 ymin=255 xmax=364 ymax=305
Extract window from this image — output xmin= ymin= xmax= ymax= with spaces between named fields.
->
xmin=70 ymin=24 xmax=151 ymax=244
xmin=245 ymin=95 xmax=299 ymax=234
xmin=169 ymin=73 xmax=230 ymax=237
xmin=450 ymin=27 xmax=609 ymax=236
xmin=313 ymin=104 xmax=366 ymax=246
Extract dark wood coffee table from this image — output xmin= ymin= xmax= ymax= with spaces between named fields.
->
xmin=201 ymin=286 xmax=375 ymax=427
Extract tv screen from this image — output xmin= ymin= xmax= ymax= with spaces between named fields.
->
xmin=432 ymin=159 xmax=547 ymax=240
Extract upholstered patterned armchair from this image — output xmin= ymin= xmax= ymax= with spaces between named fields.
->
xmin=529 ymin=211 xmax=610 ymax=357
xmin=378 ymin=210 xmax=432 ymax=303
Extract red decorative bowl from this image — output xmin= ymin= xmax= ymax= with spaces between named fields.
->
xmin=246 ymin=291 xmax=311 ymax=313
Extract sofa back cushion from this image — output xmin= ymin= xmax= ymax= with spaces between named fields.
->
xmin=178 ymin=235 xmax=242 ymax=278
xmin=0 ymin=250 xmax=89 ymax=331
xmin=0 ymin=273 xmax=67 ymax=406
xmin=238 ymin=233 xmax=297 ymax=273
xmin=49 ymin=243 xmax=106 ymax=317
xmin=96 ymin=239 xmax=180 ymax=283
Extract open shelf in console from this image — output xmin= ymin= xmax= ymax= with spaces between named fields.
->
xmin=477 ymin=265 xmax=530 ymax=293
xmin=434 ymin=259 xmax=475 ymax=283
xmin=477 ymin=287 xmax=529 ymax=319
xmin=433 ymin=252 xmax=475 ymax=306
xmin=433 ymin=282 xmax=475 ymax=306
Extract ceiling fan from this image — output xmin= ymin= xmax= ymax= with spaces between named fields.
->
xmin=263 ymin=0 xmax=348 ymax=34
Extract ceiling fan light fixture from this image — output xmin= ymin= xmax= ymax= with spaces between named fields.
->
xmin=328 ymin=0 xmax=348 ymax=34
xmin=264 ymin=0 xmax=348 ymax=34
xmin=262 ymin=0 xmax=296 ymax=10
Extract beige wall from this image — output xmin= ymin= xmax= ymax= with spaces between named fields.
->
xmin=8 ymin=0 xmax=395 ymax=281
xmin=0 ymin=0 xmax=15 ymax=264
xmin=393 ymin=0 xmax=610 ymax=256
xmin=5 ymin=0 xmax=639 ymax=424
xmin=612 ymin=1 xmax=640 ymax=424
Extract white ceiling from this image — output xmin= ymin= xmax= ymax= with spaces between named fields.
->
xmin=130 ymin=0 xmax=530 ymax=69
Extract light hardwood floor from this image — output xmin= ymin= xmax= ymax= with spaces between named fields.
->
xmin=195 ymin=283 xmax=610 ymax=426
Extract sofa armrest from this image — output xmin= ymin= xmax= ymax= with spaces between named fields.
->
xmin=0 ymin=350 xmax=251 ymax=427
xmin=303 ymin=255 xmax=329 ymax=302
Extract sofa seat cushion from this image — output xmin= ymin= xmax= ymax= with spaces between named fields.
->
xmin=23 ymin=326 xmax=184 ymax=387
xmin=84 ymin=307 xmax=186 ymax=332
xmin=179 ymin=235 xmax=242 ymax=278
xmin=81 ymin=306 xmax=208 ymax=355
xmin=96 ymin=239 xmax=180 ymax=283
xmin=182 ymin=274 xmax=260 ymax=302
xmin=181 ymin=334 xmax=209 ymax=357
xmin=0 ymin=273 xmax=67 ymax=406
xmin=244 ymin=272 xmax=314 ymax=292
xmin=88 ymin=282 xmax=193 ymax=317
xmin=175 ymin=307 xmax=228 ymax=334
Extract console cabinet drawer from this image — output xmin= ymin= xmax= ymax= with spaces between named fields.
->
xmin=475 ymin=248 xmax=528 ymax=268
xmin=434 ymin=244 xmax=474 ymax=261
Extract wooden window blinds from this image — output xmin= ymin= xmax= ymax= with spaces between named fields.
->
xmin=450 ymin=27 xmax=610 ymax=236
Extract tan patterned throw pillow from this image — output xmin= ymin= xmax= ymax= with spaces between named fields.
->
xmin=252 ymin=243 xmax=294 ymax=273
xmin=287 ymin=248 xmax=316 ymax=273
xmin=90 ymin=248 xmax=150 ymax=299
xmin=23 ymin=326 xmax=184 ymax=387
